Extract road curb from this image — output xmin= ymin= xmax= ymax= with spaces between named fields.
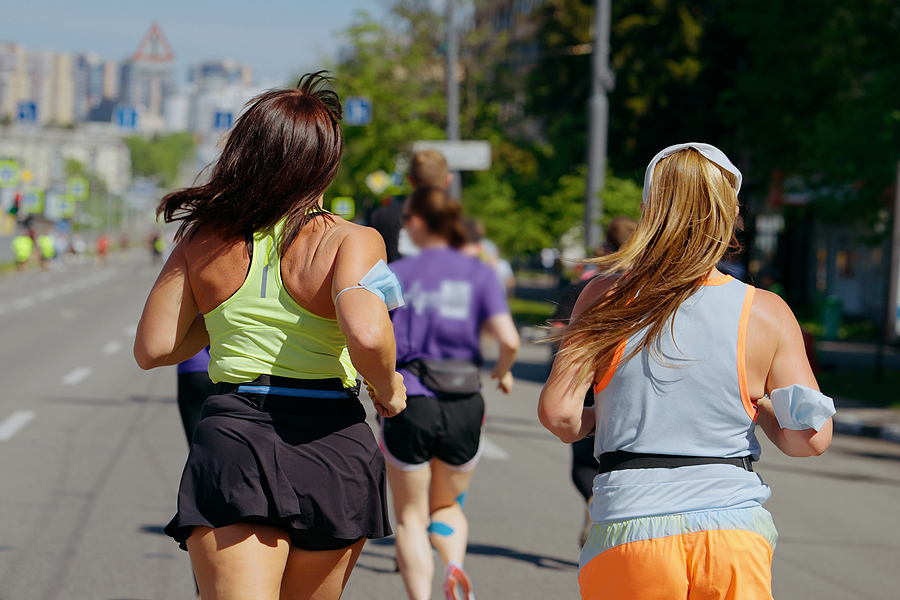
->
xmin=833 ymin=415 xmax=900 ymax=445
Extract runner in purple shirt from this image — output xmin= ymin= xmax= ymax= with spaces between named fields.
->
xmin=380 ymin=186 xmax=519 ymax=600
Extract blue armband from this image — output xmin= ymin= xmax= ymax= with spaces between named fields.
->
xmin=770 ymin=384 xmax=835 ymax=431
xmin=336 ymin=260 xmax=405 ymax=310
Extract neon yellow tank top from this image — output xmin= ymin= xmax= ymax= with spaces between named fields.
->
xmin=204 ymin=220 xmax=357 ymax=386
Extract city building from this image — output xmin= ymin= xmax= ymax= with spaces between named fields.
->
xmin=118 ymin=23 xmax=175 ymax=132
xmin=74 ymin=53 xmax=118 ymax=123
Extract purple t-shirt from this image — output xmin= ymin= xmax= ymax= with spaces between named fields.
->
xmin=177 ymin=347 xmax=210 ymax=375
xmin=390 ymin=247 xmax=510 ymax=397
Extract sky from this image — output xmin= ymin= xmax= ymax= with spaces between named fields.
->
xmin=1 ymin=0 xmax=388 ymax=84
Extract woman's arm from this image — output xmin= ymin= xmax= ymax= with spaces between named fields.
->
xmin=483 ymin=313 xmax=519 ymax=393
xmin=538 ymin=276 xmax=614 ymax=443
xmin=134 ymin=242 xmax=209 ymax=369
xmin=752 ymin=290 xmax=833 ymax=457
xmin=332 ymin=227 xmax=406 ymax=417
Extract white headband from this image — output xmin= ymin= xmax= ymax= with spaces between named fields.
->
xmin=642 ymin=142 xmax=742 ymax=201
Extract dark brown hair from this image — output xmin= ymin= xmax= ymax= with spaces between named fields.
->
xmin=158 ymin=71 xmax=343 ymax=248
xmin=407 ymin=187 xmax=467 ymax=249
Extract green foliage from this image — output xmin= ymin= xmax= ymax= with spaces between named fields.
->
xmin=600 ymin=172 xmax=643 ymax=227
xmin=718 ymin=0 xmax=900 ymax=223
xmin=323 ymin=8 xmax=446 ymax=212
xmin=124 ymin=132 xmax=196 ymax=188
xmin=508 ymin=297 xmax=556 ymax=327
xmin=814 ymin=369 xmax=900 ymax=409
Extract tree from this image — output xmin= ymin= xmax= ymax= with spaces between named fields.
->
xmin=719 ymin=0 xmax=900 ymax=223
xmin=325 ymin=6 xmax=447 ymax=210
xmin=124 ymin=133 xmax=196 ymax=189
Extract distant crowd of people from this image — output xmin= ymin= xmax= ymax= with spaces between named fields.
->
xmin=132 ymin=74 xmax=834 ymax=600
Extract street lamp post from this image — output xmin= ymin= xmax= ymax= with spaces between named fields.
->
xmin=585 ymin=0 xmax=613 ymax=253
xmin=446 ymin=0 xmax=462 ymax=200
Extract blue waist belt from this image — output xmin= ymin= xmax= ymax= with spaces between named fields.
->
xmin=236 ymin=385 xmax=352 ymax=399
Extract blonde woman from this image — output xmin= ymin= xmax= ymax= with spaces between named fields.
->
xmin=539 ymin=143 xmax=835 ymax=600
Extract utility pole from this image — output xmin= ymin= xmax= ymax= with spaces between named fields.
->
xmin=446 ymin=0 xmax=462 ymax=200
xmin=585 ymin=0 xmax=613 ymax=252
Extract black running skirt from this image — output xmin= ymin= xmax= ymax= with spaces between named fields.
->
xmin=164 ymin=375 xmax=391 ymax=550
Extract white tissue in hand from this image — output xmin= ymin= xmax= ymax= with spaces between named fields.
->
xmin=770 ymin=384 xmax=835 ymax=431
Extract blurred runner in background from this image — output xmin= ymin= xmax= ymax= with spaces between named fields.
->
xmin=370 ymin=150 xmax=451 ymax=263
xmin=11 ymin=229 xmax=34 ymax=272
xmin=381 ymin=186 xmax=519 ymax=600
xmin=37 ymin=231 xmax=56 ymax=271
xmin=549 ymin=216 xmax=637 ymax=546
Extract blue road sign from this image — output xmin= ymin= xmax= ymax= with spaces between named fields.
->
xmin=17 ymin=101 xmax=37 ymax=124
xmin=345 ymin=97 xmax=372 ymax=126
xmin=115 ymin=106 xmax=138 ymax=130
xmin=214 ymin=111 xmax=233 ymax=131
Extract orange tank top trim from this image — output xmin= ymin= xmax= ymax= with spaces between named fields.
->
xmin=703 ymin=274 xmax=733 ymax=287
xmin=737 ymin=285 xmax=757 ymax=420
xmin=593 ymin=339 xmax=628 ymax=394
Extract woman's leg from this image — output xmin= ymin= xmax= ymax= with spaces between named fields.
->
xmin=387 ymin=463 xmax=434 ymax=600
xmin=187 ymin=523 xmax=290 ymax=600
xmin=428 ymin=460 xmax=474 ymax=568
xmin=279 ymin=538 xmax=366 ymax=600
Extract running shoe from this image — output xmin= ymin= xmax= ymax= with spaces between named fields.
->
xmin=443 ymin=561 xmax=475 ymax=600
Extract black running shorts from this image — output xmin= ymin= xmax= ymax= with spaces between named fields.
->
xmin=380 ymin=393 xmax=485 ymax=471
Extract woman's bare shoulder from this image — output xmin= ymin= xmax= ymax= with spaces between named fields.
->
xmin=326 ymin=219 xmax=387 ymax=261
xmin=181 ymin=225 xmax=246 ymax=261
xmin=572 ymin=273 xmax=621 ymax=319
xmin=749 ymin=288 xmax=796 ymax=333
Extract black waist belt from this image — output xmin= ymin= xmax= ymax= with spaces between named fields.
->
xmin=598 ymin=450 xmax=754 ymax=474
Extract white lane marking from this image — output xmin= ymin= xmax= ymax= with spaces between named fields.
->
xmin=124 ymin=324 xmax=138 ymax=336
xmin=0 ymin=410 xmax=36 ymax=442
xmin=0 ymin=269 xmax=120 ymax=319
xmin=61 ymin=366 xmax=93 ymax=386
xmin=481 ymin=436 xmax=510 ymax=460
xmin=10 ymin=296 xmax=35 ymax=310
xmin=102 ymin=341 xmax=122 ymax=355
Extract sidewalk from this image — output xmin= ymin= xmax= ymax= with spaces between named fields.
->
xmin=832 ymin=398 xmax=900 ymax=445
xmin=816 ymin=340 xmax=900 ymax=445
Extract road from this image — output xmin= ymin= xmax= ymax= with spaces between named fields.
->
xmin=0 ymin=255 xmax=897 ymax=600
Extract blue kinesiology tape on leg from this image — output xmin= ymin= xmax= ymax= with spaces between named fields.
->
xmin=455 ymin=491 xmax=467 ymax=509
xmin=428 ymin=522 xmax=455 ymax=537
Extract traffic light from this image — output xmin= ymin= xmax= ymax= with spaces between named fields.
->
xmin=8 ymin=190 xmax=22 ymax=216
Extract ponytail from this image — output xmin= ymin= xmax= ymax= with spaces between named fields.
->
xmin=407 ymin=187 xmax=468 ymax=249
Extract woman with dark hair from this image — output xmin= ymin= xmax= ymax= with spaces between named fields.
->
xmin=539 ymin=143 xmax=834 ymax=599
xmin=134 ymin=72 xmax=406 ymax=600
xmin=381 ymin=186 xmax=519 ymax=600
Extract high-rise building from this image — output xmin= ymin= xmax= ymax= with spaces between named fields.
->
xmin=0 ymin=43 xmax=29 ymax=122
xmin=21 ymin=48 xmax=75 ymax=126
xmin=189 ymin=58 xmax=253 ymax=89
xmin=118 ymin=23 xmax=175 ymax=130
xmin=74 ymin=53 xmax=119 ymax=123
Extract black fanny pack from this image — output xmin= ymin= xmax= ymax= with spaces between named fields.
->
xmin=399 ymin=359 xmax=481 ymax=396
xmin=598 ymin=450 xmax=754 ymax=474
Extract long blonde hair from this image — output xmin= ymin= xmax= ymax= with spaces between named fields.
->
xmin=549 ymin=147 xmax=740 ymax=386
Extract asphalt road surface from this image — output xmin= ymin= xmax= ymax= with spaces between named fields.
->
xmin=0 ymin=254 xmax=897 ymax=600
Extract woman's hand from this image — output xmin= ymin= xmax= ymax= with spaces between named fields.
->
xmin=492 ymin=368 xmax=514 ymax=394
xmin=366 ymin=372 xmax=407 ymax=418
